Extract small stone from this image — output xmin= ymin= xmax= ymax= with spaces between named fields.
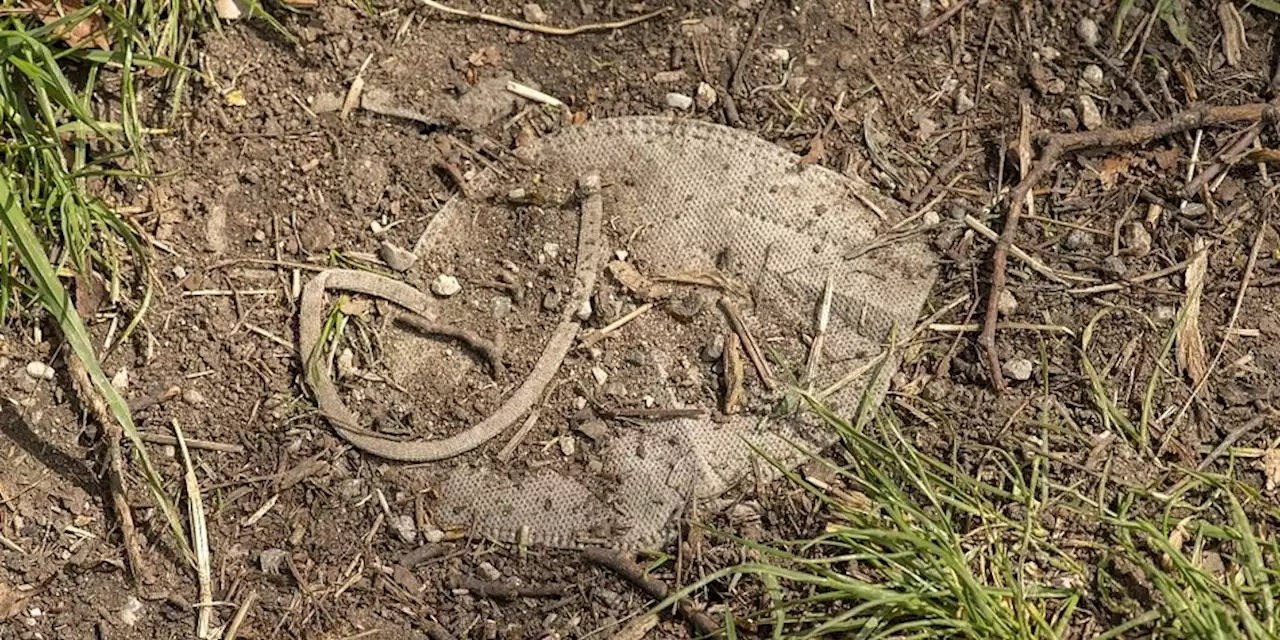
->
xmin=299 ymin=218 xmax=336 ymax=253
xmin=542 ymin=242 xmax=560 ymax=260
xmin=700 ymin=335 xmax=724 ymax=362
xmin=1078 ymin=95 xmax=1103 ymax=130
xmin=665 ymin=93 xmax=693 ymax=110
xmin=110 ymin=368 xmax=129 ymax=392
xmin=1082 ymin=64 xmax=1104 ymax=88
xmin=577 ymin=420 xmax=608 ymax=442
xmin=1182 ymin=202 xmax=1208 ymax=217
xmin=954 ymin=87 xmax=974 ymax=114
xmin=666 ymin=293 xmax=705 ymax=321
xmin=1039 ymin=46 xmax=1062 ymax=62
xmin=390 ymin=513 xmax=417 ymax=543
xmin=837 ymin=50 xmax=856 ymax=70
xmin=492 ymin=296 xmax=513 ymax=318
xmin=478 ymin=561 xmax=502 ymax=581
xmin=922 ymin=210 xmax=942 ymax=227
xmin=172 ymin=265 xmax=187 ymax=279
xmin=1064 ymin=229 xmax=1094 ymax=250
xmin=603 ymin=381 xmax=627 ymax=397
xmin=591 ymin=367 xmax=609 ymax=386
xmin=205 ymin=205 xmax=228 ymax=253
xmin=1154 ymin=305 xmax=1177 ymax=323
xmin=695 ymin=82 xmax=717 ymax=110
xmin=370 ymin=219 xmax=385 ymax=234
xmin=1077 ymin=17 xmax=1100 ymax=48
xmin=615 ymin=249 xmax=629 ymax=261
xmin=542 ymin=291 xmax=562 ymax=311
xmin=1002 ymin=358 xmax=1034 ymax=381
xmin=337 ymin=348 xmax=357 ymax=379
xmin=259 ymin=548 xmax=288 ymax=574
xmin=311 ymin=92 xmax=344 ymax=114
xmin=1121 ymin=221 xmax=1152 ymax=257
xmin=997 ymin=289 xmax=1018 ymax=316
xmin=768 ymin=48 xmax=790 ymax=63
xmin=118 ymin=596 xmax=143 ymax=627
xmin=559 ymin=435 xmax=576 ymax=456
xmin=252 ymin=229 xmax=267 ymax=242
xmin=1102 ymin=255 xmax=1128 ymax=278
xmin=576 ymin=300 xmax=593 ymax=321
xmin=25 ymin=361 xmax=53 ymax=381
xmin=182 ymin=388 xmax=206 ymax=406
xmin=508 ymin=188 xmax=527 ymax=200
xmin=521 ymin=3 xmax=547 ymax=23
xmin=432 ymin=274 xmax=462 ymax=297
xmin=378 ymin=242 xmax=418 ymax=272
xmin=424 ymin=528 xmax=445 ymax=543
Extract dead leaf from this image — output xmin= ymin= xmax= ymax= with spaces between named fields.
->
xmin=467 ymin=46 xmax=501 ymax=67
xmin=800 ymin=133 xmax=826 ymax=166
xmin=1262 ymin=449 xmax=1280 ymax=491
xmin=607 ymin=261 xmax=671 ymax=300
xmin=1152 ymin=146 xmax=1182 ymax=171
xmin=0 ymin=582 xmax=30 ymax=622
xmin=1219 ymin=2 xmax=1245 ymax=67
xmin=28 ymin=0 xmax=111 ymax=49
xmin=1096 ymin=155 xmax=1134 ymax=190
xmin=1176 ymin=238 xmax=1209 ymax=385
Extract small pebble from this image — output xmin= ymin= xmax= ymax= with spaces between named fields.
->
xmin=299 ymin=218 xmax=336 ymax=253
xmin=700 ymin=336 xmax=724 ymax=362
xmin=577 ymin=420 xmax=608 ymax=442
xmin=954 ymin=87 xmax=974 ymax=114
xmin=1077 ymin=17 xmax=1100 ymax=48
xmin=110 ymin=368 xmax=129 ymax=392
xmin=390 ymin=513 xmax=417 ymax=543
xmin=522 ymin=3 xmax=547 ymax=23
xmin=997 ymin=289 xmax=1018 ymax=316
xmin=1082 ymin=64 xmax=1104 ymax=88
xmin=118 ymin=596 xmax=143 ymax=627
xmin=1154 ymin=305 xmax=1177 ymax=323
xmin=1122 ymin=221 xmax=1152 ymax=257
xmin=576 ymin=300 xmax=593 ymax=321
xmin=1064 ymin=228 xmax=1094 ymax=250
xmin=492 ymin=296 xmax=513 ymax=318
xmin=1078 ymin=95 xmax=1103 ymax=130
xmin=25 ymin=361 xmax=53 ymax=381
xmin=922 ymin=210 xmax=942 ymax=227
xmin=542 ymin=291 xmax=562 ymax=311
xmin=665 ymin=92 xmax=694 ymax=110
xmin=837 ymin=50 xmax=856 ymax=70
xmin=695 ymin=82 xmax=717 ymax=110
xmin=542 ymin=242 xmax=560 ymax=260
xmin=336 ymin=348 xmax=357 ymax=379
xmin=615 ymin=249 xmax=629 ymax=261
xmin=591 ymin=367 xmax=609 ymax=386
xmin=252 ymin=229 xmax=267 ymax=242
xmin=559 ymin=435 xmax=576 ymax=456
xmin=478 ymin=561 xmax=502 ymax=581
xmin=172 ymin=265 xmax=187 ymax=279
xmin=1102 ymin=255 xmax=1128 ymax=278
xmin=378 ymin=241 xmax=418 ymax=272
xmin=182 ymin=388 xmax=206 ymax=406
xmin=424 ymin=528 xmax=445 ymax=543
xmin=432 ymin=274 xmax=462 ymax=297
xmin=259 ymin=549 xmax=288 ymax=573
xmin=768 ymin=48 xmax=790 ymax=63
xmin=1182 ymin=202 xmax=1208 ymax=217
xmin=1002 ymin=358 xmax=1034 ymax=381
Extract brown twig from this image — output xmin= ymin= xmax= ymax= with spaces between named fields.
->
xmin=1182 ymin=123 xmax=1261 ymax=198
xmin=452 ymin=575 xmax=568 ymax=601
xmin=982 ymin=101 xmax=1280 ymax=390
xmin=419 ymin=0 xmax=669 ymax=36
xmin=584 ymin=548 xmax=719 ymax=637
xmin=916 ymin=0 xmax=973 ymax=37
xmin=731 ymin=0 xmax=771 ymax=96
xmin=395 ymin=314 xmax=505 ymax=377
xmin=718 ymin=296 xmax=777 ymax=391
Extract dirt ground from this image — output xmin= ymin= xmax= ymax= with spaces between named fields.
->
xmin=3 ymin=0 xmax=1280 ymax=637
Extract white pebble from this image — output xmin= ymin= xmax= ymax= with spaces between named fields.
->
xmin=1077 ymin=17 xmax=1099 ymax=48
xmin=1002 ymin=358 xmax=1034 ymax=382
xmin=522 ymin=3 xmax=547 ymax=23
xmin=591 ymin=367 xmax=609 ymax=386
xmin=614 ymin=249 xmax=629 ymax=261
xmin=559 ymin=435 xmax=576 ymax=456
xmin=665 ymin=93 xmax=694 ymax=110
xmin=1078 ymin=95 xmax=1103 ymax=130
xmin=432 ymin=274 xmax=462 ymax=297
xmin=110 ymin=368 xmax=129 ymax=392
xmin=921 ymin=210 xmax=941 ymax=227
xmin=172 ymin=265 xmax=187 ymax=279
xmin=25 ymin=361 xmax=53 ymax=381
xmin=695 ymin=82 xmax=717 ymax=110
xmin=118 ymin=596 xmax=143 ymax=627
xmin=1082 ymin=64 xmax=1104 ymax=88
xmin=542 ymin=243 xmax=560 ymax=259
xmin=182 ymin=388 xmax=206 ymax=406
xmin=479 ymin=561 xmax=502 ymax=581
xmin=997 ymin=289 xmax=1018 ymax=316
xmin=424 ymin=528 xmax=445 ymax=543
xmin=390 ymin=513 xmax=417 ymax=543
xmin=768 ymin=48 xmax=790 ymax=63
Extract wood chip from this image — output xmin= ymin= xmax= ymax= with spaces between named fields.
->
xmin=607 ymin=261 xmax=671 ymax=299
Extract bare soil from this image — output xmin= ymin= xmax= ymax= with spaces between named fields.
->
xmin=4 ymin=0 xmax=1280 ymax=637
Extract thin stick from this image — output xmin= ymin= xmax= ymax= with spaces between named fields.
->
xmin=1068 ymin=250 xmax=1207 ymax=294
xmin=916 ymin=0 xmax=973 ymax=37
xmin=981 ymin=101 xmax=1280 ymax=391
xmin=718 ymin=296 xmax=777 ymax=391
xmin=223 ymin=591 xmax=258 ymax=640
xmin=579 ymin=302 xmax=655 ymax=349
xmin=1196 ymin=415 xmax=1266 ymax=472
xmin=0 ymin=532 xmax=26 ymax=554
xmin=583 ymin=548 xmax=718 ymax=637
xmin=929 ymin=322 xmax=1075 ymax=335
xmin=962 ymin=214 xmax=1066 ymax=284
xmin=497 ymin=412 xmax=540 ymax=462
xmin=420 ymin=0 xmax=668 ymax=36
xmin=174 ymin=421 xmax=213 ymax=640
xmin=731 ymin=0 xmax=771 ymax=95
xmin=805 ymin=273 xmax=835 ymax=390
xmin=138 ymin=432 xmax=245 ymax=454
